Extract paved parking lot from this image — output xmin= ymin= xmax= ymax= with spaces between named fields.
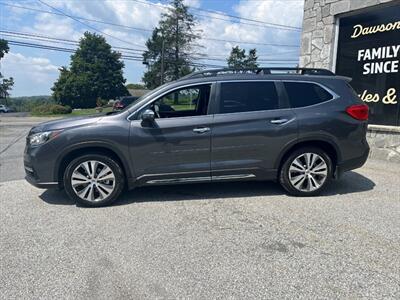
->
xmin=1 ymin=117 xmax=400 ymax=298
xmin=0 ymin=116 xmax=58 ymax=182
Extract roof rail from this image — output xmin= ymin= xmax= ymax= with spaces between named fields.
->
xmin=181 ymin=67 xmax=335 ymax=79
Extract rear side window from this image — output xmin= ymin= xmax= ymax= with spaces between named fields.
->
xmin=284 ymin=82 xmax=333 ymax=108
xmin=219 ymin=81 xmax=279 ymax=114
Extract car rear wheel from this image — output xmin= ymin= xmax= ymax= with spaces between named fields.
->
xmin=64 ymin=154 xmax=125 ymax=207
xmin=279 ymin=147 xmax=332 ymax=196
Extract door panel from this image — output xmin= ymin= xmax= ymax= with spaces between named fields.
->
xmin=211 ymin=110 xmax=297 ymax=178
xmin=130 ymin=115 xmax=212 ymax=183
xmin=211 ymin=81 xmax=297 ymax=179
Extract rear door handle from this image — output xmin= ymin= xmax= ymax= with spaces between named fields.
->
xmin=193 ymin=127 xmax=210 ymax=134
xmin=270 ymin=118 xmax=289 ymax=125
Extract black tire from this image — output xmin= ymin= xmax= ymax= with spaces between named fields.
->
xmin=63 ymin=154 xmax=125 ymax=207
xmin=279 ymin=147 xmax=333 ymax=196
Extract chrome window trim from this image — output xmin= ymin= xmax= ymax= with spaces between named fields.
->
xmin=218 ymin=79 xmax=338 ymax=100
xmin=130 ymin=114 xmax=213 ymax=123
xmin=216 ymin=79 xmax=338 ymax=114
xmin=127 ymin=78 xmax=339 ymax=120
xmin=211 ymin=107 xmax=293 ymax=117
xmin=281 ymin=80 xmax=339 ymax=109
xmin=281 ymin=80 xmax=338 ymax=99
xmin=127 ymin=81 xmax=215 ymax=121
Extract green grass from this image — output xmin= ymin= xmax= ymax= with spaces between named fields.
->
xmin=31 ymin=107 xmax=113 ymax=117
xmin=70 ymin=107 xmax=113 ymax=116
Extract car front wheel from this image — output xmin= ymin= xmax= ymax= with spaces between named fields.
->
xmin=64 ymin=154 xmax=125 ymax=207
xmin=279 ymin=147 xmax=332 ymax=196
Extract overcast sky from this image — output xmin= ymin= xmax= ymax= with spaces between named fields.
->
xmin=0 ymin=0 xmax=304 ymax=97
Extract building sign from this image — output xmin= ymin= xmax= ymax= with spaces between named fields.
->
xmin=336 ymin=4 xmax=400 ymax=126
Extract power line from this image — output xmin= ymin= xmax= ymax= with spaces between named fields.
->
xmin=5 ymin=40 xmax=143 ymax=60
xmin=36 ymin=0 xmax=147 ymax=49
xmin=5 ymin=39 xmax=297 ymax=67
xmin=195 ymin=49 xmax=299 ymax=58
xmin=2 ymin=2 xmax=300 ymax=48
xmin=200 ymin=37 xmax=299 ymax=48
xmin=0 ymin=2 xmax=153 ymax=33
xmin=1 ymin=1 xmax=299 ymax=34
xmin=2 ymin=28 xmax=299 ymax=51
xmin=131 ymin=0 xmax=301 ymax=31
xmin=0 ymin=30 xmax=145 ymax=53
xmin=3 ymin=39 xmax=236 ymax=68
xmin=1 ymin=30 xmax=299 ymax=62
xmin=194 ymin=57 xmax=298 ymax=63
xmin=189 ymin=8 xmax=301 ymax=30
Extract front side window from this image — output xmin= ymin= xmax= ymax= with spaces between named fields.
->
xmin=140 ymin=84 xmax=211 ymax=119
xmin=219 ymin=81 xmax=279 ymax=114
xmin=284 ymin=82 xmax=333 ymax=108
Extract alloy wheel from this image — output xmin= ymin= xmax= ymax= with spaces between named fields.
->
xmin=71 ymin=160 xmax=116 ymax=202
xmin=288 ymin=153 xmax=328 ymax=192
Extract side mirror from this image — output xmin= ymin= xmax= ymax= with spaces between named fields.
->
xmin=141 ymin=109 xmax=155 ymax=122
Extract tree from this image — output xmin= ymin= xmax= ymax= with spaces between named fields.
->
xmin=0 ymin=39 xmax=14 ymax=103
xmin=142 ymin=0 xmax=199 ymax=89
xmin=52 ymin=32 xmax=129 ymax=108
xmin=245 ymin=49 xmax=259 ymax=68
xmin=0 ymin=39 xmax=9 ymax=59
xmin=0 ymin=77 xmax=14 ymax=100
xmin=227 ymin=46 xmax=259 ymax=69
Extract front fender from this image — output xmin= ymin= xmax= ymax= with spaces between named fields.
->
xmin=53 ymin=140 xmax=135 ymax=183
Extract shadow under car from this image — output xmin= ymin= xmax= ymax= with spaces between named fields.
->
xmin=39 ymin=170 xmax=375 ymax=207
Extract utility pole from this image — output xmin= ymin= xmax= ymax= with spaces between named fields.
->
xmin=160 ymin=39 xmax=165 ymax=85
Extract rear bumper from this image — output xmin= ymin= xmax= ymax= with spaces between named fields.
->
xmin=335 ymin=146 xmax=369 ymax=178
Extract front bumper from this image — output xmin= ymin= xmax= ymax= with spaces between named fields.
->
xmin=24 ymin=141 xmax=59 ymax=189
xmin=25 ymin=171 xmax=58 ymax=189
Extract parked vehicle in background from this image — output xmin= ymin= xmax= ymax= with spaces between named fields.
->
xmin=113 ymin=96 xmax=139 ymax=111
xmin=24 ymin=67 xmax=369 ymax=207
xmin=0 ymin=104 xmax=11 ymax=113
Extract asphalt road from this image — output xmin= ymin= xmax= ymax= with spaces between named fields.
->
xmin=0 ymin=112 xmax=31 ymax=118
xmin=1 ymin=118 xmax=400 ymax=298
xmin=0 ymin=117 xmax=55 ymax=182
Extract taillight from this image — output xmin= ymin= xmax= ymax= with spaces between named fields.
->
xmin=346 ymin=104 xmax=369 ymax=121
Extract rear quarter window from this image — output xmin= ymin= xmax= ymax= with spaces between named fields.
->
xmin=284 ymin=82 xmax=333 ymax=108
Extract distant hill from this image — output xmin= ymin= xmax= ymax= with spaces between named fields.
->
xmin=8 ymin=95 xmax=52 ymax=102
xmin=3 ymin=95 xmax=54 ymax=112
xmin=126 ymin=83 xmax=146 ymax=90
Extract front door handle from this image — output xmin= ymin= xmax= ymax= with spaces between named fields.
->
xmin=270 ymin=118 xmax=289 ymax=125
xmin=193 ymin=127 xmax=210 ymax=134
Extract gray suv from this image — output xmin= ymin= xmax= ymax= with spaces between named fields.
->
xmin=24 ymin=68 xmax=370 ymax=207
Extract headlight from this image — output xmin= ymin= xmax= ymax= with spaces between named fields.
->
xmin=29 ymin=130 xmax=62 ymax=146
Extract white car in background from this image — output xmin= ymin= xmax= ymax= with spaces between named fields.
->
xmin=0 ymin=105 xmax=11 ymax=113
